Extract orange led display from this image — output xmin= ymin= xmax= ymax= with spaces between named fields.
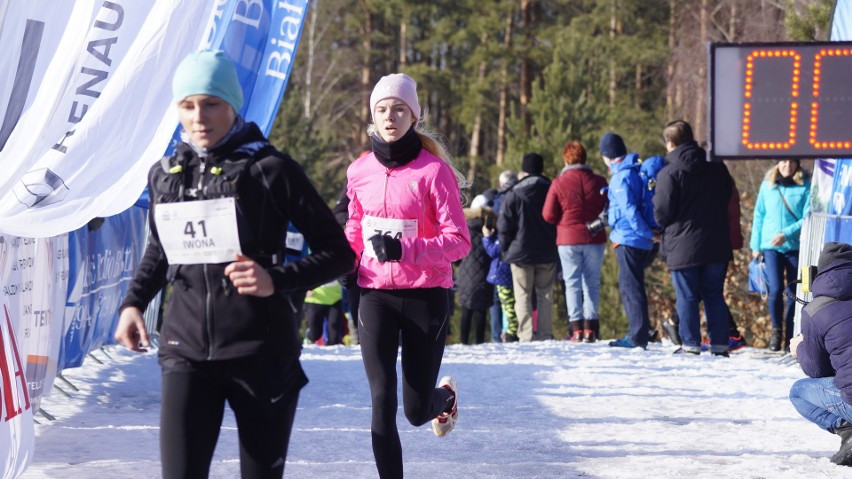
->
xmin=741 ymin=49 xmax=800 ymax=151
xmin=809 ymin=49 xmax=852 ymax=149
xmin=711 ymin=41 xmax=852 ymax=160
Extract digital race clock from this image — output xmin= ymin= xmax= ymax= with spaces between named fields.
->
xmin=708 ymin=41 xmax=852 ymax=160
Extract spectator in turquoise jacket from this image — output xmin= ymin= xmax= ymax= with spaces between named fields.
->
xmin=750 ymin=159 xmax=811 ymax=352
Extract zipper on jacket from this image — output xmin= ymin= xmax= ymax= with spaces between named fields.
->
xmin=203 ymin=263 xmax=214 ymax=359
xmin=198 ymin=157 xmax=215 ymax=359
xmin=382 ymin=168 xmax=396 ymax=289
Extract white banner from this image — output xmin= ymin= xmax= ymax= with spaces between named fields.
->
xmin=0 ymin=300 xmax=35 ymax=479
xmin=0 ymin=0 xmax=217 ymax=237
xmin=0 ymin=232 xmax=68 ymax=479
xmin=0 ymin=0 xmax=83 ymax=150
xmin=834 ymin=0 xmax=852 ymax=41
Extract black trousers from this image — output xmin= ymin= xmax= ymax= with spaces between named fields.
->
xmin=459 ymin=306 xmax=486 ymax=344
xmin=358 ymin=287 xmax=454 ymax=479
xmin=304 ymin=300 xmax=345 ymax=345
xmin=159 ymin=353 xmax=305 ymax=479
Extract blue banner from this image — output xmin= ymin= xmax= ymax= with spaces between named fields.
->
xmin=60 ymin=208 xmax=147 ymax=370
xmin=825 ymin=159 xmax=852 ymax=243
xmin=164 ymin=0 xmax=309 ymax=156
xmin=227 ymin=0 xmax=309 ymax=136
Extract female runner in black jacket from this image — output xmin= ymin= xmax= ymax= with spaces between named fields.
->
xmin=114 ymin=50 xmax=354 ymax=479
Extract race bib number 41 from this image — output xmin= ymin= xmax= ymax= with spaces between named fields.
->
xmin=154 ymin=198 xmax=242 ymax=265
xmin=362 ymin=215 xmax=417 ymax=259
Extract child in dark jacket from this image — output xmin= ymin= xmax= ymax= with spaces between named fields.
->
xmin=457 ymin=195 xmax=496 ymax=344
xmin=789 ymin=242 xmax=852 ymax=466
xmin=482 ymin=223 xmax=519 ymax=342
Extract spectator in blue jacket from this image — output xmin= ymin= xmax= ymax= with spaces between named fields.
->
xmin=750 ymin=159 xmax=811 ymax=351
xmin=789 ymin=242 xmax=852 ymax=466
xmin=600 ymin=132 xmax=656 ymax=350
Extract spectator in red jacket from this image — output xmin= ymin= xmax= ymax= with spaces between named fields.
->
xmin=542 ymin=141 xmax=608 ymax=342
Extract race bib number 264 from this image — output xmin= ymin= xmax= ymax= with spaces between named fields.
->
xmin=361 ymin=215 xmax=417 ymax=259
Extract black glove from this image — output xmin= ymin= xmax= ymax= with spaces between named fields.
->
xmin=338 ymin=270 xmax=358 ymax=289
xmin=369 ymin=234 xmax=402 ymax=263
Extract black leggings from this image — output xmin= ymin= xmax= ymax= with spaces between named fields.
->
xmin=358 ymin=287 xmax=454 ymax=479
xmin=159 ymin=354 xmax=305 ymax=479
xmin=304 ymin=301 xmax=344 ymax=345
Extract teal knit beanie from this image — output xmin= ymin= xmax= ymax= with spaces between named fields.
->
xmin=172 ymin=50 xmax=244 ymax=111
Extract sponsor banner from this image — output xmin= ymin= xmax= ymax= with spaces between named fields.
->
xmin=0 ymin=234 xmax=68 ymax=412
xmin=0 ymin=0 xmax=217 ymax=237
xmin=0 ymin=0 xmax=81 ymax=152
xmin=60 ymin=208 xmax=146 ymax=371
xmin=0 ymin=303 xmax=34 ymax=479
xmin=224 ymin=0 xmax=310 ymax=135
xmin=825 ymin=159 xmax=852 ymax=243
xmin=834 ymin=0 xmax=852 ymax=41
xmin=811 ymin=159 xmax=836 ymax=214
xmin=0 ymin=231 xmax=66 ymax=478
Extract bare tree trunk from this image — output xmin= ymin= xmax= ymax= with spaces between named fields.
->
xmin=695 ymin=0 xmax=708 ymax=139
xmin=399 ymin=20 xmax=407 ymax=68
xmin=303 ymin=0 xmax=318 ymax=119
xmin=496 ymin=8 xmax=514 ymax=167
xmin=634 ymin=64 xmax=642 ymax=109
xmin=359 ymin=1 xmax=372 ymax=147
xmin=666 ymin=0 xmax=675 ymax=118
xmin=519 ymin=0 xmax=532 ymax=135
xmin=468 ymin=32 xmax=489 ymax=180
xmin=728 ymin=2 xmax=737 ymax=41
xmin=609 ymin=0 xmax=617 ymax=107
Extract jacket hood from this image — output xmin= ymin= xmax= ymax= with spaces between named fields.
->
xmin=665 ymin=141 xmax=705 ymax=172
xmin=812 ymin=261 xmax=852 ymax=300
xmin=560 ymin=164 xmax=592 ymax=175
xmin=513 ymin=174 xmax=550 ymax=190
xmin=610 ymin=153 xmax=640 ymax=174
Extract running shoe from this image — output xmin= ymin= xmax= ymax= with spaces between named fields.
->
xmin=432 ymin=376 xmax=458 ymax=437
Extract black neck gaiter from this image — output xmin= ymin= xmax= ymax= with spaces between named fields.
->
xmin=371 ymin=126 xmax=423 ymax=168
xmin=776 ymin=172 xmax=797 ymax=186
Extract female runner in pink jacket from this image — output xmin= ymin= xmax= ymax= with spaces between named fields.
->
xmin=344 ymin=73 xmax=470 ymax=479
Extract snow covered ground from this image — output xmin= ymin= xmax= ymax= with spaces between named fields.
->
xmin=19 ymin=340 xmax=852 ymax=479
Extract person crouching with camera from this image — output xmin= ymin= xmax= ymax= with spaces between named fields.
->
xmin=598 ymin=133 xmax=657 ymax=350
xmin=543 ymin=141 xmax=608 ymax=342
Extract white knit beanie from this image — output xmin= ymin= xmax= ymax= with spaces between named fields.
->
xmin=370 ymin=73 xmax=421 ymax=121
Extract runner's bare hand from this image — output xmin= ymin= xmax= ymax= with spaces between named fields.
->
xmin=224 ymin=254 xmax=274 ymax=297
xmin=114 ymin=306 xmax=150 ymax=353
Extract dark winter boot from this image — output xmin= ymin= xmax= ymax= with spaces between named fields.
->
xmin=568 ymin=321 xmax=584 ymax=342
xmin=831 ymin=423 xmax=852 ymax=465
xmin=769 ymin=329 xmax=782 ymax=352
xmin=583 ymin=319 xmax=598 ymax=343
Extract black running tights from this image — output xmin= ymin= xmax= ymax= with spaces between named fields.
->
xmin=159 ymin=355 xmax=301 ymax=479
xmin=358 ymin=287 xmax=454 ymax=479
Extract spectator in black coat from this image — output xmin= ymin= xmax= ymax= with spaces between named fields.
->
xmin=498 ymin=153 xmax=558 ymax=341
xmin=653 ymin=120 xmax=733 ymax=356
